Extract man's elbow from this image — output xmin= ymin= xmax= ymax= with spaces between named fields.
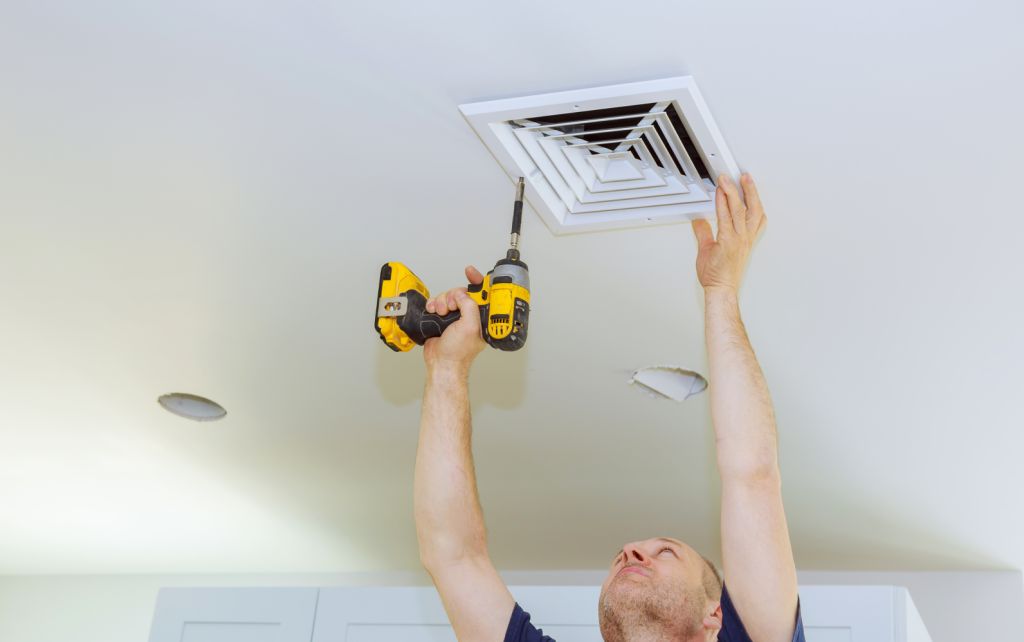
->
xmin=718 ymin=453 xmax=782 ymax=488
xmin=733 ymin=464 xmax=782 ymax=491
xmin=418 ymin=535 xmax=489 ymax=574
xmin=717 ymin=432 xmax=782 ymax=484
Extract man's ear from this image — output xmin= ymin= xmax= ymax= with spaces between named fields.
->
xmin=703 ymin=601 xmax=723 ymax=637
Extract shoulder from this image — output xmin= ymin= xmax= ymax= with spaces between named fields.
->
xmin=505 ymin=603 xmax=556 ymax=642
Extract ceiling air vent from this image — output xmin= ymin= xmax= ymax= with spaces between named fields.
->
xmin=460 ymin=77 xmax=739 ymax=234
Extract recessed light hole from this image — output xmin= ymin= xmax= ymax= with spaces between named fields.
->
xmin=158 ymin=393 xmax=227 ymax=422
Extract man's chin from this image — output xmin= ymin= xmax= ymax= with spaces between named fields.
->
xmin=606 ymin=574 xmax=650 ymax=598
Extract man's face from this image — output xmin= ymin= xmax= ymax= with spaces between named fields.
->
xmin=598 ymin=538 xmax=708 ymax=641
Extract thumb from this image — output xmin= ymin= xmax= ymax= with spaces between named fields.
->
xmin=465 ymin=265 xmax=484 ymax=285
xmin=692 ymin=219 xmax=715 ymax=251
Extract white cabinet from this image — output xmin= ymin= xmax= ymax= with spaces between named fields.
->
xmin=149 ymin=584 xmax=931 ymax=642
xmin=799 ymin=586 xmax=932 ymax=642
xmin=311 ymin=586 xmax=601 ymax=642
xmin=148 ymin=587 xmax=319 ymax=642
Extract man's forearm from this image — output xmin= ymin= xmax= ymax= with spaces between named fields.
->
xmin=411 ymin=289 xmax=515 ymax=642
xmin=705 ymin=289 xmax=779 ymax=482
xmin=414 ymin=363 xmax=488 ymax=571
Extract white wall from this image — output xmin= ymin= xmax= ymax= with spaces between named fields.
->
xmin=0 ymin=570 xmax=1019 ymax=642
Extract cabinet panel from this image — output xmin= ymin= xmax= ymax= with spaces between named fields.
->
xmin=149 ymin=587 xmax=318 ymax=642
xmin=311 ymin=587 xmax=601 ymax=642
xmin=346 ymin=624 xmax=457 ymax=642
xmin=804 ymin=627 xmax=852 ymax=642
xmin=181 ymin=622 xmax=282 ymax=642
xmin=798 ymin=586 xmax=932 ymax=642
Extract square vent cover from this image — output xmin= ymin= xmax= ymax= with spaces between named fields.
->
xmin=460 ymin=76 xmax=739 ymax=234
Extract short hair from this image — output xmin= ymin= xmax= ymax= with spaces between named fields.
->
xmin=700 ymin=555 xmax=723 ymax=603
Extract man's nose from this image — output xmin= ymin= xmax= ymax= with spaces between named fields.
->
xmin=622 ymin=542 xmax=651 ymax=565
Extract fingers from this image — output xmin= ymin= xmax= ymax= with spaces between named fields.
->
xmin=446 ymin=288 xmax=461 ymax=312
xmin=465 ymin=265 xmax=484 ymax=285
xmin=425 ymin=267 xmax=484 ymax=315
xmin=741 ymin=174 xmax=764 ymax=233
xmin=714 ymin=183 xmax=732 ymax=235
xmin=719 ymin=175 xmax=747 ymax=235
xmin=692 ymin=219 xmax=715 ymax=251
xmin=425 ymin=294 xmax=444 ymax=315
xmin=425 ymin=287 xmax=467 ymax=315
xmin=453 ymin=289 xmax=482 ymax=334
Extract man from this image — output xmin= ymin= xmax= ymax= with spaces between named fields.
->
xmin=414 ymin=174 xmax=803 ymax=642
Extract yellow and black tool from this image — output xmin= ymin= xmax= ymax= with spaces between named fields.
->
xmin=375 ymin=178 xmax=530 ymax=353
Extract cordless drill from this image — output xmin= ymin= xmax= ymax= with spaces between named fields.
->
xmin=374 ymin=178 xmax=530 ymax=352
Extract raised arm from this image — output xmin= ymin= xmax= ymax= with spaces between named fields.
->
xmin=414 ymin=266 xmax=515 ymax=642
xmin=692 ymin=175 xmax=799 ymax=642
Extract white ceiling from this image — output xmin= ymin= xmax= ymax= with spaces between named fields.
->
xmin=1 ymin=0 xmax=1022 ymax=575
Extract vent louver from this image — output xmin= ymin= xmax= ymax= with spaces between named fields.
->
xmin=460 ymin=77 xmax=739 ymax=234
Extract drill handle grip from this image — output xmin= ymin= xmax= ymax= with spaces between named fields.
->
xmin=418 ymin=308 xmax=461 ymax=340
xmin=411 ymin=282 xmax=488 ymax=342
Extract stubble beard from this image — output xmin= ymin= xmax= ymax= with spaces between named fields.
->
xmin=598 ymin=572 xmax=704 ymax=642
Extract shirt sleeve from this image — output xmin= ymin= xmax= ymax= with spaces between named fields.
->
xmin=504 ymin=603 xmax=556 ymax=642
xmin=719 ymin=585 xmax=805 ymax=642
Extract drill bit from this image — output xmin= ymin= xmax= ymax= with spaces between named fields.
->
xmin=510 ymin=177 xmax=525 ymax=251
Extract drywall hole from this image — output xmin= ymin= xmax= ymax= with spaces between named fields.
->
xmin=460 ymin=76 xmax=738 ymax=234
xmin=158 ymin=393 xmax=227 ymax=422
xmin=628 ymin=366 xmax=707 ymax=403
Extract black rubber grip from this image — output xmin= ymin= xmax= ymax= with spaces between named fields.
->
xmin=397 ymin=290 xmax=462 ymax=344
xmin=419 ymin=309 xmax=461 ymax=340
xmin=511 ymin=200 xmax=524 ymax=236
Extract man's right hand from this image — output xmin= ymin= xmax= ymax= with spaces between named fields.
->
xmin=422 ymin=266 xmax=488 ymax=371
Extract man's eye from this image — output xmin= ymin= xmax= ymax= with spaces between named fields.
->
xmin=660 ymin=548 xmax=673 ymax=555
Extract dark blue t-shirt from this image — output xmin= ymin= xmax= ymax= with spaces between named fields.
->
xmin=504 ymin=585 xmax=805 ymax=642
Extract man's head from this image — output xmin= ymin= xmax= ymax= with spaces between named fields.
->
xmin=598 ymin=538 xmax=723 ymax=642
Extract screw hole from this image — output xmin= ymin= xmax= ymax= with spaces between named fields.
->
xmin=709 ymin=153 xmax=716 ymax=157
xmin=646 ymin=218 xmax=652 ymax=221
xmin=573 ymin=105 xmax=580 ymax=110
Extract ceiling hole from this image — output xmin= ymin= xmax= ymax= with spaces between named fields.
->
xmin=629 ymin=366 xmax=707 ymax=402
xmin=158 ymin=393 xmax=227 ymax=422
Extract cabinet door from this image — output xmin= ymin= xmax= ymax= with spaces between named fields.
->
xmin=311 ymin=586 xmax=602 ymax=642
xmin=149 ymin=587 xmax=319 ymax=642
xmin=799 ymin=586 xmax=932 ymax=642
xmin=801 ymin=585 xmax=893 ymax=642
